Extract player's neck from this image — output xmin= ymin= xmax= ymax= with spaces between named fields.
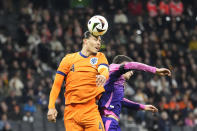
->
xmin=81 ymin=49 xmax=94 ymax=57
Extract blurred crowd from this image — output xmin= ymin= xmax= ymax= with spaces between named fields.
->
xmin=0 ymin=0 xmax=197 ymax=131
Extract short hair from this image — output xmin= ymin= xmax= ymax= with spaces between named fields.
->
xmin=112 ymin=55 xmax=133 ymax=64
xmin=82 ymin=31 xmax=92 ymax=40
xmin=81 ymin=31 xmax=102 ymax=45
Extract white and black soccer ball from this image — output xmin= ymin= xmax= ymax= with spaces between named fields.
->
xmin=87 ymin=15 xmax=108 ymax=36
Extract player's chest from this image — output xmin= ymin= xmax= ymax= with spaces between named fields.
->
xmin=113 ymin=85 xmax=124 ymax=98
xmin=69 ymin=57 xmax=99 ymax=72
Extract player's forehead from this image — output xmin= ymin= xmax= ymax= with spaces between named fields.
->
xmin=121 ymin=61 xmax=127 ymax=64
xmin=89 ymin=34 xmax=101 ymax=41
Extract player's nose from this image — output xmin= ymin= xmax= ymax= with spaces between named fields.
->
xmin=96 ymin=41 xmax=101 ymax=47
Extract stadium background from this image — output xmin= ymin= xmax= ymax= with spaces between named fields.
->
xmin=0 ymin=0 xmax=197 ymax=131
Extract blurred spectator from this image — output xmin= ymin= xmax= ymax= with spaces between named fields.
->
xmin=23 ymin=99 xmax=36 ymax=114
xmin=185 ymin=112 xmax=194 ymax=127
xmin=159 ymin=96 xmax=169 ymax=110
xmin=159 ymin=0 xmax=170 ymax=15
xmin=0 ymin=101 xmax=8 ymax=115
xmin=134 ymin=88 xmax=148 ymax=104
xmin=50 ymin=35 xmax=64 ymax=52
xmin=0 ymin=114 xmax=11 ymax=131
xmin=38 ymin=94 xmax=48 ymax=111
xmin=128 ymin=0 xmax=143 ymax=16
xmin=170 ymin=0 xmax=183 ymax=17
xmin=27 ymin=29 xmax=41 ymax=51
xmin=133 ymin=16 xmax=145 ymax=31
xmin=147 ymin=0 xmax=158 ymax=17
xmin=114 ymin=10 xmax=128 ymax=24
xmin=158 ymin=111 xmax=171 ymax=131
xmin=8 ymin=105 xmax=22 ymax=121
xmin=3 ymin=122 xmax=12 ymax=131
xmin=189 ymin=35 xmax=197 ymax=50
xmin=115 ymin=30 xmax=127 ymax=45
xmin=9 ymin=72 xmax=24 ymax=97
xmin=178 ymin=95 xmax=194 ymax=111
xmin=0 ymin=72 xmax=9 ymax=97
xmin=172 ymin=113 xmax=184 ymax=126
xmin=194 ymin=108 xmax=197 ymax=125
xmin=168 ymin=96 xmax=178 ymax=110
xmin=22 ymin=112 xmax=34 ymax=123
xmin=73 ymin=19 xmax=82 ymax=37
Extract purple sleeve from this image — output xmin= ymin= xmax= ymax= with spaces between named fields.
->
xmin=124 ymin=62 xmax=156 ymax=74
xmin=121 ymin=98 xmax=145 ymax=110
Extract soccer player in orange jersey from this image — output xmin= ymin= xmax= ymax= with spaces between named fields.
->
xmin=47 ymin=31 xmax=109 ymax=131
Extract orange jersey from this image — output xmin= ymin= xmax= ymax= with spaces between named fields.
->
xmin=57 ymin=52 xmax=109 ymax=105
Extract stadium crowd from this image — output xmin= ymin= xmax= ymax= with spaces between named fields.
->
xmin=0 ymin=0 xmax=196 ymax=131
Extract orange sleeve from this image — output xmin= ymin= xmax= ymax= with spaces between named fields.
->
xmin=48 ymin=74 xmax=64 ymax=109
xmin=97 ymin=53 xmax=109 ymax=80
xmin=48 ymin=55 xmax=71 ymax=109
xmin=57 ymin=55 xmax=71 ymax=76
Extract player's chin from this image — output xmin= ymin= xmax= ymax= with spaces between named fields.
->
xmin=93 ymin=49 xmax=99 ymax=54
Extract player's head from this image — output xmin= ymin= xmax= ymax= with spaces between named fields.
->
xmin=112 ymin=55 xmax=133 ymax=64
xmin=82 ymin=31 xmax=101 ymax=55
xmin=113 ymin=55 xmax=134 ymax=80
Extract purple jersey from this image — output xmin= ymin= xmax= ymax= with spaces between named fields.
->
xmin=98 ymin=62 xmax=156 ymax=119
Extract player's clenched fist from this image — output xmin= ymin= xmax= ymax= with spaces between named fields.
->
xmin=96 ymin=75 xmax=106 ymax=87
xmin=47 ymin=108 xmax=58 ymax=123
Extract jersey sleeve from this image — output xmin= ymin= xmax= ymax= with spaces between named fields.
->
xmin=97 ymin=53 xmax=109 ymax=79
xmin=110 ymin=62 xmax=156 ymax=79
xmin=108 ymin=64 xmax=130 ymax=82
xmin=48 ymin=74 xmax=64 ymax=109
xmin=121 ymin=98 xmax=145 ymax=110
xmin=124 ymin=62 xmax=156 ymax=73
xmin=57 ymin=54 xmax=71 ymax=77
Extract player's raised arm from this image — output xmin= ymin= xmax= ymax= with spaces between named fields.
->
xmin=111 ymin=62 xmax=171 ymax=76
xmin=47 ymin=55 xmax=71 ymax=122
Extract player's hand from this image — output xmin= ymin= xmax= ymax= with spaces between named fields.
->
xmin=144 ymin=105 xmax=158 ymax=113
xmin=96 ymin=75 xmax=106 ymax=87
xmin=156 ymin=68 xmax=171 ymax=76
xmin=47 ymin=108 xmax=58 ymax=123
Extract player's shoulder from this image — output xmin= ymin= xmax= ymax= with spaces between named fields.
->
xmin=96 ymin=52 xmax=106 ymax=57
xmin=64 ymin=52 xmax=79 ymax=58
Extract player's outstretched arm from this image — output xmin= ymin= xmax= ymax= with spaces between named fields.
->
xmin=121 ymin=98 xmax=146 ymax=110
xmin=144 ymin=105 xmax=158 ymax=113
xmin=156 ymin=68 xmax=171 ymax=76
xmin=122 ymin=98 xmax=158 ymax=113
xmin=122 ymin=62 xmax=171 ymax=76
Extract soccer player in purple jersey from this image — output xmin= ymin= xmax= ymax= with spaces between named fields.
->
xmin=98 ymin=55 xmax=171 ymax=131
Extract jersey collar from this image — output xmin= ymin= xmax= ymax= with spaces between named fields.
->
xmin=79 ymin=51 xmax=88 ymax=58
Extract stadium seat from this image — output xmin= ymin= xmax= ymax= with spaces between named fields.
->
xmin=45 ymin=119 xmax=56 ymax=131
xmin=21 ymin=122 xmax=33 ymax=131
xmin=194 ymin=126 xmax=197 ymax=131
xmin=171 ymin=126 xmax=182 ymax=131
xmin=126 ymin=127 xmax=139 ymax=131
xmin=57 ymin=120 xmax=65 ymax=131
xmin=182 ymin=126 xmax=194 ymax=131
xmin=9 ymin=121 xmax=20 ymax=131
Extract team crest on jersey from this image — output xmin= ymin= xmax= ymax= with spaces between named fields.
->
xmin=90 ymin=57 xmax=98 ymax=65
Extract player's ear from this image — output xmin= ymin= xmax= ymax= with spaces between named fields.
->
xmin=83 ymin=39 xmax=87 ymax=44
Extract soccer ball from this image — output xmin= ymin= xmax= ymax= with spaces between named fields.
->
xmin=87 ymin=15 xmax=108 ymax=36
